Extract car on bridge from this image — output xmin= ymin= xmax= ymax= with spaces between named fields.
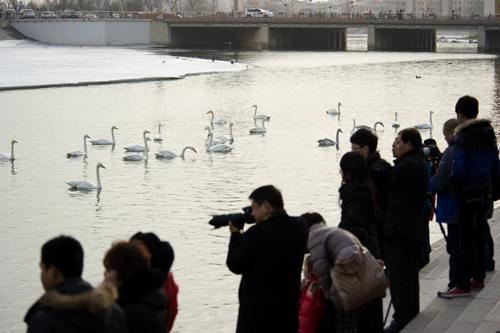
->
xmin=19 ymin=8 xmax=35 ymax=19
xmin=41 ymin=11 xmax=58 ymax=19
xmin=64 ymin=9 xmax=78 ymax=18
xmin=244 ymin=8 xmax=274 ymax=18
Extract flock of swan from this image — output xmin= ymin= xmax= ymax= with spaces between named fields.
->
xmin=0 ymin=106 xmax=274 ymax=191
xmin=319 ymin=104 xmax=435 ymax=148
xmin=2 ymin=105 xmax=436 ymax=190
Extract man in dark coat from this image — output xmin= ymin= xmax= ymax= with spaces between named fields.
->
xmin=25 ymin=235 xmax=126 ymax=332
xmin=384 ymin=128 xmax=429 ymax=333
xmin=350 ymin=128 xmax=394 ymax=258
xmin=438 ymin=96 xmax=500 ymax=298
xmin=226 ymin=185 xmax=309 ymax=333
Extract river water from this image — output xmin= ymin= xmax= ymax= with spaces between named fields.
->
xmin=1 ymin=40 xmax=500 ymax=332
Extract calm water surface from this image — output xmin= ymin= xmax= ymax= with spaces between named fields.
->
xmin=1 ymin=47 xmax=500 ymax=332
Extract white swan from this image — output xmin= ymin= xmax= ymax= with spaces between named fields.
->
xmin=318 ymin=129 xmax=342 ymax=147
xmin=206 ymin=133 xmax=234 ymax=152
xmin=207 ymin=110 xmax=227 ymax=124
xmin=90 ymin=126 xmax=118 ymax=145
xmin=154 ymin=123 xmax=163 ymax=141
xmin=124 ymin=130 xmax=150 ymax=152
xmin=155 ymin=146 xmax=197 ymax=158
xmin=67 ymin=134 xmax=91 ymax=157
xmin=249 ymin=117 xmax=270 ymax=133
xmin=252 ymin=105 xmax=270 ymax=125
xmin=123 ymin=137 xmax=150 ymax=161
xmin=217 ymin=123 xmax=234 ymax=142
xmin=327 ymin=102 xmax=342 ymax=115
xmin=67 ymin=163 xmax=105 ymax=189
xmin=414 ymin=111 xmax=434 ymax=129
xmin=204 ymin=126 xmax=225 ymax=146
xmin=0 ymin=140 xmax=17 ymax=160
xmin=351 ymin=120 xmax=384 ymax=134
xmin=392 ymin=112 xmax=400 ymax=128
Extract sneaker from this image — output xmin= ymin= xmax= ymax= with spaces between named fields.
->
xmin=470 ymin=279 xmax=484 ymax=291
xmin=437 ymin=287 xmax=471 ymax=298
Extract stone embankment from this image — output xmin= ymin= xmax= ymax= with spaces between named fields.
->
xmin=0 ymin=26 xmax=26 ymax=40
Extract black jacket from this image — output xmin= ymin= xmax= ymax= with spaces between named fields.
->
xmin=226 ymin=209 xmax=309 ymax=333
xmin=338 ymin=180 xmax=381 ymax=258
xmin=384 ymin=149 xmax=429 ymax=244
xmin=367 ymin=151 xmax=394 ymax=255
xmin=117 ymin=269 xmax=168 ymax=333
xmin=24 ymin=278 xmax=126 ymax=333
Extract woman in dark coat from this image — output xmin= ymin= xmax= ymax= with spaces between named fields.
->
xmin=338 ymin=151 xmax=382 ymax=258
xmin=103 ymin=240 xmax=168 ymax=333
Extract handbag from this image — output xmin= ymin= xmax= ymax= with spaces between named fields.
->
xmin=329 ymin=240 xmax=389 ymax=312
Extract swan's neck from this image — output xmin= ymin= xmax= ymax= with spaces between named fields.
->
xmin=180 ymin=147 xmax=188 ymax=157
xmin=83 ymin=137 xmax=88 ymax=155
xmin=206 ymin=135 xmax=213 ymax=151
xmin=229 ymin=125 xmax=233 ymax=138
xmin=352 ymin=119 xmax=356 ymax=130
xmin=253 ymin=105 xmax=257 ymax=117
xmin=144 ymin=141 xmax=149 ymax=160
xmin=10 ymin=142 xmax=15 ymax=160
xmin=338 ymin=103 xmax=341 ymax=112
xmin=111 ymin=128 xmax=116 ymax=145
xmin=395 ymin=112 xmax=398 ymax=122
xmin=336 ymin=130 xmax=340 ymax=143
xmin=210 ymin=112 xmax=214 ymax=122
xmin=261 ymin=118 xmax=267 ymax=130
xmin=96 ymin=166 xmax=102 ymax=189
xmin=430 ymin=112 xmax=433 ymax=126
xmin=158 ymin=123 xmax=162 ymax=135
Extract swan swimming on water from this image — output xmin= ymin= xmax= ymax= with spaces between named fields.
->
xmin=318 ymin=129 xmax=342 ymax=147
xmin=249 ymin=117 xmax=270 ymax=133
xmin=155 ymin=146 xmax=197 ymax=158
xmin=326 ymin=102 xmax=342 ymax=115
xmin=217 ymin=123 xmax=234 ymax=142
xmin=90 ymin=126 xmax=118 ymax=145
xmin=414 ymin=111 xmax=434 ymax=129
xmin=351 ymin=120 xmax=384 ymax=134
xmin=206 ymin=133 xmax=234 ymax=152
xmin=204 ymin=126 xmax=225 ymax=146
xmin=124 ymin=130 xmax=150 ymax=152
xmin=67 ymin=134 xmax=91 ymax=157
xmin=392 ymin=112 xmax=400 ymax=128
xmin=207 ymin=110 xmax=227 ymax=124
xmin=0 ymin=140 xmax=17 ymax=160
xmin=252 ymin=105 xmax=270 ymax=125
xmin=67 ymin=163 xmax=105 ymax=189
xmin=154 ymin=123 xmax=163 ymax=141
xmin=123 ymin=137 xmax=150 ymax=161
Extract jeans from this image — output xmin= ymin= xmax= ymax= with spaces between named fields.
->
xmin=446 ymin=222 xmax=461 ymax=290
xmin=456 ymin=195 xmax=490 ymax=291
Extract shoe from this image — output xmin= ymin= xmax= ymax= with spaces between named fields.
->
xmin=437 ymin=287 xmax=471 ymax=298
xmin=470 ymin=279 xmax=484 ymax=290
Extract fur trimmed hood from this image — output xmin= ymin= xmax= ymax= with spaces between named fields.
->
xmin=41 ymin=282 xmax=118 ymax=314
xmin=454 ymin=118 xmax=492 ymax=135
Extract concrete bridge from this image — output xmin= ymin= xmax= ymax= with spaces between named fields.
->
xmin=5 ymin=16 xmax=500 ymax=52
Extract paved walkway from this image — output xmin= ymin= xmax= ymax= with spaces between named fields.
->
xmin=382 ymin=208 xmax=500 ymax=332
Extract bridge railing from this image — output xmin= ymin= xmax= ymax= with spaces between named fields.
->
xmin=2 ymin=10 xmax=499 ymax=22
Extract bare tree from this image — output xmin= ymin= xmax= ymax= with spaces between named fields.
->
xmin=185 ymin=0 xmax=201 ymax=11
xmin=163 ymin=0 xmax=177 ymax=12
xmin=143 ymin=0 xmax=156 ymax=11
xmin=209 ymin=0 xmax=216 ymax=12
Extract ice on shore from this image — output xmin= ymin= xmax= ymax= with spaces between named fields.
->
xmin=0 ymin=40 xmax=247 ymax=90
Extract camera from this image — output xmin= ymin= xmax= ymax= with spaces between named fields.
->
xmin=423 ymin=139 xmax=441 ymax=163
xmin=208 ymin=206 xmax=255 ymax=229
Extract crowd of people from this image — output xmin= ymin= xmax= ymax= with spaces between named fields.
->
xmin=25 ymin=95 xmax=499 ymax=333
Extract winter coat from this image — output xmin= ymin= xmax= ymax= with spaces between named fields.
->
xmin=338 ymin=180 xmax=380 ymax=258
xmin=226 ymin=209 xmax=309 ymax=333
xmin=367 ymin=151 xmax=394 ymax=256
xmin=117 ymin=269 xmax=168 ymax=333
xmin=384 ymin=149 xmax=429 ymax=244
xmin=299 ymin=273 xmax=326 ymax=333
xmin=24 ymin=278 xmax=126 ymax=333
xmin=429 ymin=138 xmax=458 ymax=223
xmin=307 ymin=222 xmax=361 ymax=303
xmin=449 ymin=118 xmax=500 ymax=198
xmin=163 ymin=272 xmax=178 ymax=332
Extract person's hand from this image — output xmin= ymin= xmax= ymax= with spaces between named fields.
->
xmin=229 ymin=221 xmax=242 ymax=234
xmin=309 ymin=281 xmax=319 ymax=295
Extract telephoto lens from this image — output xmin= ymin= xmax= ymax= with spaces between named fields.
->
xmin=208 ymin=206 xmax=255 ymax=229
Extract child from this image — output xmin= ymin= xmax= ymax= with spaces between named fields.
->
xmin=299 ymin=255 xmax=326 ymax=333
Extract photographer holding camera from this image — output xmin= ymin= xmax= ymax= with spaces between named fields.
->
xmin=224 ymin=185 xmax=309 ymax=333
